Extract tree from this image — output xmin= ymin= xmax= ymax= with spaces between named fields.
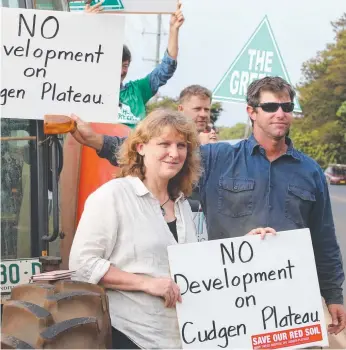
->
xmin=210 ymin=102 xmax=223 ymax=125
xmin=337 ymin=101 xmax=346 ymax=142
xmin=218 ymin=123 xmax=249 ymax=140
xmin=292 ymin=13 xmax=346 ymax=168
xmin=146 ymin=97 xmax=178 ymax=114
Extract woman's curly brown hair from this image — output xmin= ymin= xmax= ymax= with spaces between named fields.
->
xmin=117 ymin=108 xmax=201 ymax=199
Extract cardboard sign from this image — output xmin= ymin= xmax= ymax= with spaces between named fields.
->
xmin=168 ymin=229 xmax=328 ymax=349
xmin=0 ymin=8 xmax=124 ymax=123
xmin=69 ymin=0 xmax=124 ymax=12
xmin=69 ymin=0 xmax=177 ymax=14
xmin=120 ymin=0 xmax=177 ymax=13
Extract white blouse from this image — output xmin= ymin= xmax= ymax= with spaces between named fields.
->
xmin=69 ymin=176 xmax=197 ymax=349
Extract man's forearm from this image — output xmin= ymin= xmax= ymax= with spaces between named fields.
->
xmin=313 ymin=224 xmax=344 ymax=305
xmin=97 ymin=135 xmax=126 ymax=166
xmin=88 ymin=133 xmax=104 ymax=152
xmin=322 ymin=287 xmax=344 ymax=305
xmin=311 ymin=173 xmax=345 ymax=305
xmin=317 ymin=238 xmax=344 ymax=305
xmin=167 ymin=28 xmax=179 ymax=60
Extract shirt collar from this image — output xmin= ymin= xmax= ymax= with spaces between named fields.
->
xmin=128 ymin=176 xmax=150 ymax=197
xmin=247 ymin=134 xmax=259 ymax=155
xmin=128 ymin=176 xmax=185 ymax=202
xmin=247 ymin=134 xmax=301 ymax=161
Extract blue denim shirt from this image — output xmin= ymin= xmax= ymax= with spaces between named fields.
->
xmin=98 ymin=134 xmax=344 ymax=305
xmin=121 ymin=50 xmax=177 ymax=95
xmin=147 ymin=50 xmax=177 ymax=95
xmin=199 ymin=135 xmax=344 ymax=304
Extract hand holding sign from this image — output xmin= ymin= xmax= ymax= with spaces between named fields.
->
xmin=85 ymin=1 xmax=104 ymax=13
xmin=170 ymin=2 xmax=184 ymax=30
xmin=327 ymin=304 xmax=346 ymax=335
xmin=143 ymin=276 xmax=182 ymax=308
xmin=69 ymin=114 xmax=104 ymax=151
xmin=247 ymin=227 xmax=277 ymax=240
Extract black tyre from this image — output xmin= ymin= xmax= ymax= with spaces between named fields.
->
xmin=1 ymin=281 xmax=112 ymax=349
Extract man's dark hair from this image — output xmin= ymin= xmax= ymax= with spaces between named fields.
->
xmin=179 ymin=85 xmax=212 ymax=104
xmin=246 ymin=76 xmax=296 ymax=126
xmin=122 ymin=45 xmax=131 ymax=63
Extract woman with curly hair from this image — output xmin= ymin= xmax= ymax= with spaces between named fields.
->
xmin=69 ymin=109 xmax=201 ymax=349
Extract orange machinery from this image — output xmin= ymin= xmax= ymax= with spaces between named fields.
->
xmin=44 ymin=116 xmax=130 ymax=269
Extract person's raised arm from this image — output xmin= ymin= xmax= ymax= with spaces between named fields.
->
xmin=141 ymin=3 xmax=184 ymax=101
xmin=70 ymin=114 xmax=126 ymax=166
xmin=167 ymin=2 xmax=184 ymax=60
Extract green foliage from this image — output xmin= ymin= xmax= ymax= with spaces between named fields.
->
xmin=292 ymin=13 xmax=346 ymax=168
xmin=210 ymin=102 xmax=223 ymax=125
xmin=218 ymin=123 xmax=249 ymax=140
xmin=337 ymin=101 xmax=346 ymax=117
xmin=290 ymin=120 xmax=345 ymax=168
xmin=336 ymin=101 xmax=346 ymax=142
xmin=146 ymin=97 xmax=178 ymax=114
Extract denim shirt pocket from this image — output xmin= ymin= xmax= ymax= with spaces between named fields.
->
xmin=218 ymin=177 xmax=255 ymax=217
xmin=285 ymin=184 xmax=316 ymax=227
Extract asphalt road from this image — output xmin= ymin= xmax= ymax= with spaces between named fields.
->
xmin=329 ymin=185 xmax=346 ymax=302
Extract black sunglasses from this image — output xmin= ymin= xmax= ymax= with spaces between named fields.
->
xmin=254 ymin=102 xmax=294 ymax=113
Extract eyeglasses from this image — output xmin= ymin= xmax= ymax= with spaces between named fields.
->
xmin=204 ymin=126 xmax=219 ymax=134
xmin=254 ymin=102 xmax=294 ymax=113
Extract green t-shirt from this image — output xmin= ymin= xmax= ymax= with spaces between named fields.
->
xmin=118 ymin=76 xmax=153 ymax=129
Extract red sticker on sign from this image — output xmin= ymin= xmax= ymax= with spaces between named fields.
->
xmin=252 ymin=324 xmax=323 ymax=349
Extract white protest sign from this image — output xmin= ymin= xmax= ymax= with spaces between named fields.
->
xmin=120 ymin=0 xmax=177 ymax=13
xmin=0 ymin=8 xmax=124 ymax=123
xmin=168 ymin=229 xmax=328 ymax=349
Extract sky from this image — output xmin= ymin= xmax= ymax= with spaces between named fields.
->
xmin=122 ymin=0 xmax=346 ymax=127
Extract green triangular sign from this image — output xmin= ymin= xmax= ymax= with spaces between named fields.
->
xmin=213 ymin=16 xmax=302 ymax=113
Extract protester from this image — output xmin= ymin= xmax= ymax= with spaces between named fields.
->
xmin=199 ymin=124 xmax=218 ymax=145
xmin=70 ymin=76 xmax=346 ymax=334
xmin=69 ymin=108 xmax=276 ymax=348
xmin=197 ymin=76 xmax=345 ymax=334
xmin=84 ymin=1 xmax=184 ymax=128
xmin=194 ymin=123 xmax=218 ymax=239
xmin=177 ymin=85 xmax=212 ymax=132
xmin=69 ymin=109 xmax=200 ymax=349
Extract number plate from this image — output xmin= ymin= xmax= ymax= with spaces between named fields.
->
xmin=1 ymin=259 xmax=41 ymax=294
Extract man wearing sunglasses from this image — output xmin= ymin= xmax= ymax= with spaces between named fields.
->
xmin=70 ymin=76 xmax=345 ymax=334
xmin=199 ymin=76 xmax=345 ymax=335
